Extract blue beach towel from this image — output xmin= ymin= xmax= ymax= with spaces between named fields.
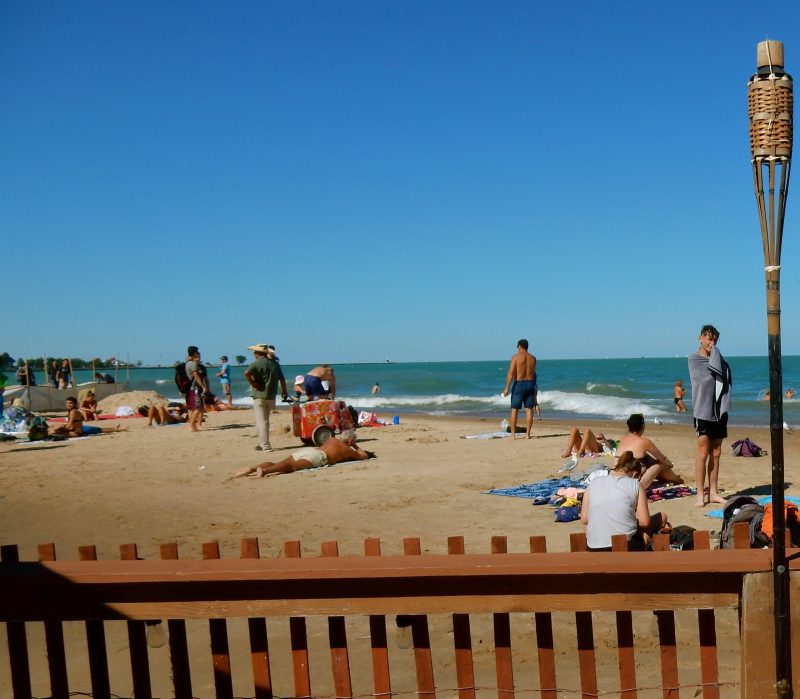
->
xmin=485 ymin=477 xmax=582 ymax=500
xmin=705 ymin=495 xmax=800 ymax=518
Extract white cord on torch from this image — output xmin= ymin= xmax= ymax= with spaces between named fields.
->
xmin=765 ymin=265 xmax=781 ymax=272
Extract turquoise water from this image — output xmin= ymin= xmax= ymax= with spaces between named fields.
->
xmin=60 ymin=356 xmax=800 ymax=427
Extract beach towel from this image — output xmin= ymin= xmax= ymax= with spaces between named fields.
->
xmin=462 ymin=431 xmax=514 ymax=440
xmin=706 ymin=495 xmax=800 ymax=518
xmin=708 ymin=347 xmax=732 ymax=422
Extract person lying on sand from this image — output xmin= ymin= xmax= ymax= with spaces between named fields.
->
xmin=139 ymin=404 xmax=188 ymax=426
xmin=51 ymin=397 xmax=127 ymax=437
xmin=232 ymin=430 xmax=374 ymax=478
xmin=617 ymin=413 xmax=683 ymax=488
xmin=561 ymin=427 xmax=611 ymax=458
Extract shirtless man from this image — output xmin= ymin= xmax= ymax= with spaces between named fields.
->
xmin=617 ymin=413 xmax=683 ymax=488
xmin=304 ymin=365 xmax=336 ymax=400
xmin=232 ymin=430 xmax=373 ymax=478
xmin=51 ymin=397 xmax=126 ymax=437
xmin=501 ymin=339 xmax=537 ymax=439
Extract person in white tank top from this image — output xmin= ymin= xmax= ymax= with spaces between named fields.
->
xmin=580 ymin=451 xmax=666 ymax=551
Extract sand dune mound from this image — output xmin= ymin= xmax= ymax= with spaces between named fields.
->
xmin=96 ymin=390 xmax=169 ymax=412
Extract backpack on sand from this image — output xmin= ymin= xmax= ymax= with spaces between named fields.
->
xmin=720 ymin=496 xmax=770 ymax=549
xmin=669 ymin=525 xmax=696 ymax=551
xmin=731 ymin=438 xmax=766 ymax=457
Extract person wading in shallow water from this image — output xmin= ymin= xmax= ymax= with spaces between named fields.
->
xmin=501 ymin=339 xmax=537 ymax=439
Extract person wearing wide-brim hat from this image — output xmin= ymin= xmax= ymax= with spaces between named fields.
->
xmin=243 ymin=344 xmax=288 ymax=451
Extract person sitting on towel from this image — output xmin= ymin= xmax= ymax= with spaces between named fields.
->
xmin=617 ymin=413 xmax=683 ymax=488
xmin=51 ymin=397 xmax=126 ymax=437
xmin=231 ymin=430 xmax=373 ymax=478
xmin=581 ymin=451 xmax=667 ymax=552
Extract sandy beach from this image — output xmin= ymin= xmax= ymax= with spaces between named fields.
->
xmin=0 ymin=397 xmax=793 ymax=696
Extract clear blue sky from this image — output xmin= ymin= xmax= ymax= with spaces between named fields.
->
xmin=3 ymin=1 xmax=800 ymax=365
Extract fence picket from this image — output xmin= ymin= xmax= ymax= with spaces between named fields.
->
xmin=160 ymin=543 xmax=193 ymax=699
xmin=448 ymin=536 xmax=476 ymax=699
xmin=37 ymin=543 xmax=69 ymax=699
xmin=119 ymin=543 xmax=152 ymax=699
xmin=611 ymin=534 xmax=637 ymax=699
xmin=364 ymin=538 xmax=392 ymax=699
xmin=321 ymin=541 xmax=353 ymax=698
xmin=202 ymin=541 xmax=233 ymax=699
xmin=403 ymin=537 xmax=437 ymax=698
xmin=240 ymin=537 xmax=273 ymax=699
xmin=692 ymin=531 xmax=720 ymax=699
xmin=78 ymin=545 xmax=111 ymax=699
xmin=529 ymin=536 xmax=557 ymax=699
xmin=569 ymin=533 xmax=598 ymax=698
xmin=491 ymin=536 xmax=515 ymax=698
xmin=285 ymin=540 xmax=312 ymax=698
xmin=2 ymin=545 xmax=32 ymax=699
xmin=652 ymin=534 xmax=679 ymax=699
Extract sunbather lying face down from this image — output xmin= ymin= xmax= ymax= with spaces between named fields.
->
xmin=232 ymin=431 xmax=374 ymax=478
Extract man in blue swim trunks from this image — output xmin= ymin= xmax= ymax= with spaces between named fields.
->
xmin=302 ymin=364 xmax=336 ymax=400
xmin=501 ymin=339 xmax=538 ymax=439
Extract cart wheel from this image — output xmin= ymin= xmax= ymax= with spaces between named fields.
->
xmin=312 ymin=425 xmax=335 ymax=446
xmin=301 ymin=437 xmax=313 ymax=446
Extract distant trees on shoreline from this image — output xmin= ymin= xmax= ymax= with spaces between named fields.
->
xmin=0 ymin=353 xmax=130 ymax=371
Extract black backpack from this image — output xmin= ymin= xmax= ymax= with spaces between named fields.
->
xmin=720 ymin=496 xmax=770 ymax=549
xmin=669 ymin=525 xmax=696 ymax=551
xmin=174 ymin=362 xmax=192 ymax=395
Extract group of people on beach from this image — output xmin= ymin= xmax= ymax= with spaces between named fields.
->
xmin=504 ymin=325 xmax=734 ymax=551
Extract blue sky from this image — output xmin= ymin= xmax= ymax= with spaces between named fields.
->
xmin=3 ymin=1 xmax=800 ymax=365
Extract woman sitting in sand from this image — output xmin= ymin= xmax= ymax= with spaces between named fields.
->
xmin=617 ymin=413 xmax=683 ymax=488
xmin=80 ymin=391 xmax=98 ymax=421
xmin=580 ymin=451 xmax=667 ymax=552
xmin=51 ymin=397 xmax=127 ymax=438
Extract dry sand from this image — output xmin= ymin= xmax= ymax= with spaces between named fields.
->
xmin=0 ymin=404 xmax=792 ymax=696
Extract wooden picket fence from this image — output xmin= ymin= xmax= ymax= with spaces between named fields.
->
xmin=0 ymin=525 xmax=797 ymax=699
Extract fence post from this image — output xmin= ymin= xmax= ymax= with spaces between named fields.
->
xmin=741 ymin=572 xmax=777 ymax=697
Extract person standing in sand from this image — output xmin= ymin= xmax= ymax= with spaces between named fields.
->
xmin=673 ymin=380 xmax=686 ymax=412
xmin=304 ymin=365 xmax=336 ymax=400
xmin=185 ymin=346 xmax=209 ymax=432
xmin=501 ymin=339 xmax=537 ymax=439
xmin=231 ymin=430 xmax=373 ymax=478
xmin=216 ymin=356 xmax=233 ymax=408
xmin=244 ymin=343 xmax=287 ymax=451
xmin=688 ymin=325 xmax=732 ymax=508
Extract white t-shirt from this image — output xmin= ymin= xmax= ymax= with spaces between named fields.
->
xmin=585 ymin=474 xmax=641 ymax=549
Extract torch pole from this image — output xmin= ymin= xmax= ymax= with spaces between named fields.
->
xmin=749 ymin=39 xmax=793 ymax=697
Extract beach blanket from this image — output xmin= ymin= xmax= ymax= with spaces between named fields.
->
xmin=462 ymin=431 xmax=514 ymax=440
xmin=487 ymin=475 xmax=696 ymax=503
xmin=706 ymin=495 xmax=800 ymax=518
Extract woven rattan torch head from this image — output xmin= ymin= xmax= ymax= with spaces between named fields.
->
xmin=748 ymin=40 xmax=793 ymax=159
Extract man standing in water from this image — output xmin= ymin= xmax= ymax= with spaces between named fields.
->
xmin=688 ymin=324 xmax=732 ymax=507
xmin=501 ymin=339 xmax=537 ymax=439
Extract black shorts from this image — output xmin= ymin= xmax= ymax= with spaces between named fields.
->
xmin=694 ymin=415 xmax=728 ymax=440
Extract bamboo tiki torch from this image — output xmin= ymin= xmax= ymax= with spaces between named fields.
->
xmin=748 ymin=39 xmax=793 ymax=697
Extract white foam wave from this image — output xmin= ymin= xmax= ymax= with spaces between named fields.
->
xmin=341 ymin=394 xmax=507 ymax=409
xmin=586 ymin=382 xmax=628 ymax=393
xmin=539 ymin=390 xmax=666 ymax=420
xmin=155 ymin=379 xmax=168 ymax=384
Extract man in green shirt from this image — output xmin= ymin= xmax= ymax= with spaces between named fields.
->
xmin=244 ymin=343 xmax=287 ymax=451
